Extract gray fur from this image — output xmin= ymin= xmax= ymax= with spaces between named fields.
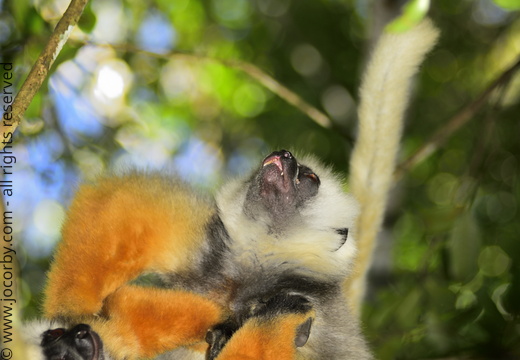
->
xmin=171 ymin=151 xmax=371 ymax=359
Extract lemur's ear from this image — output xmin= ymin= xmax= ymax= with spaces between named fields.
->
xmin=295 ymin=317 xmax=313 ymax=347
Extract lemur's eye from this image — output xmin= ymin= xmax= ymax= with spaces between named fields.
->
xmin=47 ymin=328 xmax=66 ymax=339
xmin=305 ymin=172 xmax=320 ymax=184
xmin=296 ymin=165 xmax=320 ymax=192
xmin=41 ymin=328 xmax=66 ymax=346
xmin=299 ymin=169 xmax=320 ymax=186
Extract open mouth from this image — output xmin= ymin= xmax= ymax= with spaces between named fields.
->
xmin=263 ymin=153 xmax=285 ymax=173
xmin=262 ymin=150 xmax=298 ymax=178
xmin=261 ymin=150 xmax=298 ymax=191
xmin=250 ymin=150 xmax=321 ymax=221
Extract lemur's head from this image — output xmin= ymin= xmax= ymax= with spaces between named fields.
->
xmin=216 ymin=149 xmax=359 ymax=275
xmin=244 ymin=150 xmax=321 ymax=224
xmin=218 ymin=149 xmax=358 ymax=236
xmin=38 ymin=323 xmax=105 ymax=360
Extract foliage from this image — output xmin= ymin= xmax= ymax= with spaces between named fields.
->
xmin=1 ymin=0 xmax=520 ymax=359
xmin=494 ymin=0 xmax=520 ymax=11
xmin=386 ymin=0 xmax=430 ymax=33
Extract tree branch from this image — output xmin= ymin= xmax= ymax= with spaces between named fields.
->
xmin=1 ymin=0 xmax=89 ymax=149
xmin=223 ymin=60 xmax=334 ymax=128
xmin=395 ymin=55 xmax=520 ymax=179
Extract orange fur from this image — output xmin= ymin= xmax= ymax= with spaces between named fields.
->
xmin=91 ymin=285 xmax=223 ymax=359
xmin=43 ymin=173 xmax=213 ymax=318
xmin=216 ymin=313 xmax=313 ymax=360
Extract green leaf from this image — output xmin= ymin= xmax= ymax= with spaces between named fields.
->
xmin=17 ymin=7 xmax=46 ymax=37
xmin=386 ymin=0 xmax=430 ymax=33
xmin=9 ymin=0 xmax=31 ymax=28
xmin=455 ymin=290 xmax=477 ymax=310
xmin=478 ymin=246 xmax=511 ymax=277
xmin=77 ymin=2 xmax=97 ymax=33
xmin=448 ymin=212 xmax=481 ymax=281
xmin=493 ymin=0 xmax=520 ymax=10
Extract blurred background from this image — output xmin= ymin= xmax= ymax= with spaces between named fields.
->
xmin=1 ymin=0 xmax=520 ymax=358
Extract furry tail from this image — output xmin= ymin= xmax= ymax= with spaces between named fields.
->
xmin=346 ymin=19 xmax=440 ymax=314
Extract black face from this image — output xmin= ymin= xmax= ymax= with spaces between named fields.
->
xmin=245 ymin=150 xmax=320 ymax=225
xmin=41 ymin=324 xmax=104 ymax=360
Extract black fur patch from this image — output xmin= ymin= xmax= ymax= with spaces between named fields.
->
xmin=273 ymin=274 xmax=338 ymax=298
xmin=163 ymin=213 xmax=229 ymax=292
xmin=201 ymin=213 xmax=230 ymax=275
xmin=335 ymin=228 xmax=349 ymax=250
xmin=252 ymin=293 xmax=312 ymax=318
xmin=206 ymin=319 xmax=239 ymax=360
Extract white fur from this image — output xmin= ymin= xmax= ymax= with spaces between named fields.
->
xmin=22 ymin=320 xmax=65 ymax=360
xmin=347 ymin=19 xmax=440 ymax=311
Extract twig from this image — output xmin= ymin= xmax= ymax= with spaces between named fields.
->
xmin=223 ymin=60 xmax=333 ymax=128
xmin=395 ymin=55 xmax=520 ymax=179
xmin=467 ymin=84 xmax=508 ymax=178
xmin=1 ymin=0 xmax=89 ymax=149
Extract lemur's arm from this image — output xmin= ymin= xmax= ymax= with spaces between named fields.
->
xmin=346 ymin=19 xmax=440 ymax=313
xmin=212 ymin=294 xmax=315 ymax=360
xmin=43 ymin=173 xmax=215 ymax=318
xmin=42 ymin=174 xmax=225 ymax=359
xmin=91 ymin=285 xmax=221 ymax=359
